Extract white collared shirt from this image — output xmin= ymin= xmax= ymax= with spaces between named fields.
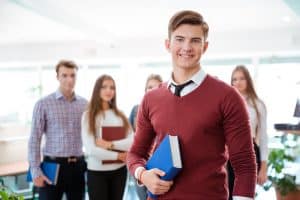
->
xmin=167 ymin=68 xmax=207 ymax=97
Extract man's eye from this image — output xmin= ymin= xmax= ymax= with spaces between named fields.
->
xmin=192 ymin=39 xmax=201 ymax=43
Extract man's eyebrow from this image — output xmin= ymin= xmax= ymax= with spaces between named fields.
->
xmin=191 ymin=37 xmax=202 ymax=40
xmin=174 ymin=36 xmax=202 ymax=40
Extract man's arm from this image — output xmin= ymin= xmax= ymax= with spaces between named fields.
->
xmin=127 ymin=95 xmax=155 ymax=174
xmin=126 ymin=95 xmax=173 ymax=195
xmin=28 ymin=101 xmax=45 ymax=183
xmin=223 ymin=89 xmax=257 ymax=198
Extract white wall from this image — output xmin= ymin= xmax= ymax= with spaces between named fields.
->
xmin=1 ymin=27 xmax=299 ymax=63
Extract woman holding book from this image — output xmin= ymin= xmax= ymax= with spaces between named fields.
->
xmin=81 ymin=74 xmax=133 ymax=200
xmin=228 ymin=65 xmax=268 ymax=200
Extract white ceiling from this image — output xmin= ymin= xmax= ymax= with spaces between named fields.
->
xmin=0 ymin=0 xmax=300 ymax=62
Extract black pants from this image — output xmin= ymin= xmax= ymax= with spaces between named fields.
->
xmin=38 ymin=157 xmax=86 ymax=200
xmin=87 ymin=166 xmax=127 ymax=200
xmin=227 ymin=141 xmax=261 ymax=200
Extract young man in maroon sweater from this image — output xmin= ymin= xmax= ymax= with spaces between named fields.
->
xmin=127 ymin=10 xmax=257 ymax=200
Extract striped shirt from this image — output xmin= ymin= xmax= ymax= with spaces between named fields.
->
xmin=28 ymin=90 xmax=87 ymax=179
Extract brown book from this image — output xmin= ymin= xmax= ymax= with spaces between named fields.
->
xmin=101 ymin=126 xmax=126 ymax=164
xmin=102 ymin=160 xmax=123 ymax=164
xmin=102 ymin=126 xmax=126 ymax=141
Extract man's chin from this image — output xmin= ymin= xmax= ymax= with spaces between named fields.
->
xmin=178 ymin=63 xmax=196 ymax=69
xmin=62 ymin=88 xmax=74 ymax=93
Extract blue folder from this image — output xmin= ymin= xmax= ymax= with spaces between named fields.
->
xmin=145 ymin=134 xmax=182 ymax=199
xmin=27 ymin=161 xmax=60 ymax=185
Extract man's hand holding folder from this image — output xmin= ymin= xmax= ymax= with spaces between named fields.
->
xmin=28 ymin=162 xmax=60 ymax=187
xmin=137 ymin=134 xmax=182 ymax=199
xmin=34 ymin=174 xmax=52 ymax=187
xmin=139 ymin=168 xmax=173 ymax=196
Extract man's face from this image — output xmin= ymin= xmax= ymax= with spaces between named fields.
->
xmin=165 ymin=24 xmax=208 ymax=70
xmin=56 ymin=66 xmax=77 ymax=94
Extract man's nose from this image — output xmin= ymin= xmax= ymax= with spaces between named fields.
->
xmin=182 ymin=41 xmax=192 ymax=51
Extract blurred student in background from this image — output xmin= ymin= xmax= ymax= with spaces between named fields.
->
xmin=28 ymin=60 xmax=87 ymax=200
xmin=81 ymin=74 xmax=133 ymax=200
xmin=228 ymin=65 xmax=268 ymax=200
xmin=128 ymin=74 xmax=163 ymax=200
xmin=129 ymin=74 xmax=163 ymax=132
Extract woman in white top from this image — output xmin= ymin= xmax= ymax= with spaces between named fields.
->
xmin=228 ymin=65 xmax=268 ymax=200
xmin=81 ymin=74 xmax=133 ymax=200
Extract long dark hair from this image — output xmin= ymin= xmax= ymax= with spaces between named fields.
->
xmin=87 ymin=74 xmax=130 ymax=136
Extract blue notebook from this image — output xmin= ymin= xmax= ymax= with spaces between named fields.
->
xmin=27 ymin=161 xmax=60 ymax=185
xmin=145 ymin=134 xmax=182 ymax=199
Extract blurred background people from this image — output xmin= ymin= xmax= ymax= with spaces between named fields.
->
xmin=129 ymin=74 xmax=163 ymax=132
xmin=81 ymin=74 xmax=133 ymax=200
xmin=228 ymin=65 xmax=268 ymax=200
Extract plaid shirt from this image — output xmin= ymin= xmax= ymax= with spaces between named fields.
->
xmin=28 ymin=90 xmax=87 ymax=179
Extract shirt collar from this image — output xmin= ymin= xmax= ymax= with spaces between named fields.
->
xmin=167 ymin=68 xmax=207 ymax=88
xmin=55 ymin=89 xmax=77 ymax=101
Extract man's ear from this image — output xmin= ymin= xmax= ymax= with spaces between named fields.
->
xmin=203 ymin=41 xmax=209 ymax=54
xmin=165 ymin=39 xmax=171 ymax=52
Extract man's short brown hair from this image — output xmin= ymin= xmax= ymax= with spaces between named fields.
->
xmin=55 ymin=60 xmax=78 ymax=74
xmin=168 ymin=10 xmax=209 ymax=40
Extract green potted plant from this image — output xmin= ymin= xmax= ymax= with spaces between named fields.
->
xmin=0 ymin=178 xmax=24 ymax=200
xmin=0 ymin=186 xmax=24 ymax=200
xmin=264 ymin=148 xmax=300 ymax=200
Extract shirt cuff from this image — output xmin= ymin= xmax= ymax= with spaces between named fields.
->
xmin=31 ymin=166 xmax=43 ymax=179
xmin=134 ymin=166 xmax=145 ymax=186
xmin=134 ymin=166 xmax=145 ymax=179
xmin=233 ymin=196 xmax=253 ymax=200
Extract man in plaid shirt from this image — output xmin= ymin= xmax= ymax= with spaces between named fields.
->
xmin=28 ymin=60 xmax=87 ymax=200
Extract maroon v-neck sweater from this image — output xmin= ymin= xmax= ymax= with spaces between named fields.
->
xmin=127 ymin=75 xmax=256 ymax=200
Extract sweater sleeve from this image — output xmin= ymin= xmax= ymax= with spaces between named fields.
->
xmin=222 ymin=89 xmax=257 ymax=198
xmin=81 ymin=113 xmax=118 ymax=161
xmin=126 ymin=95 xmax=156 ymax=176
xmin=257 ymin=100 xmax=268 ymax=161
